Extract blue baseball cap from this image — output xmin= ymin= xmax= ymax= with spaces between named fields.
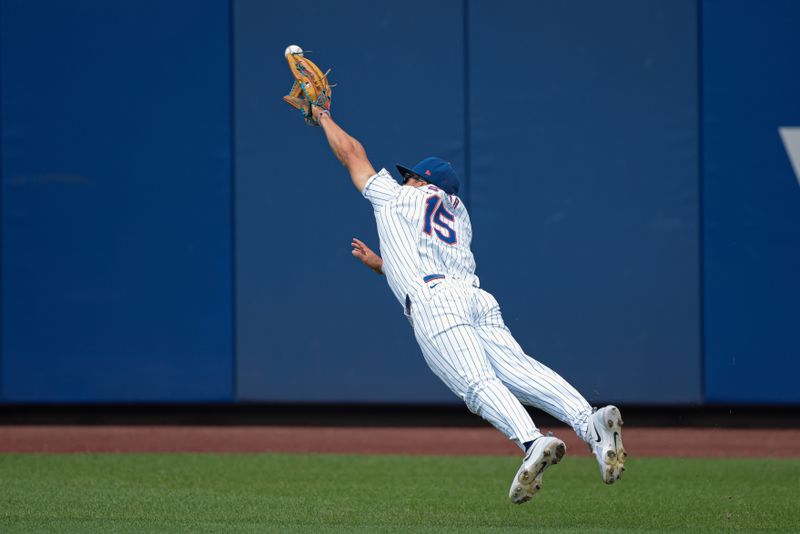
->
xmin=396 ymin=156 xmax=460 ymax=195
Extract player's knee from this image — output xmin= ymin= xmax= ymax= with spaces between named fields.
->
xmin=464 ymin=376 xmax=502 ymax=416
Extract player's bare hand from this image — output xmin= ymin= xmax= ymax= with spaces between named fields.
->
xmin=351 ymin=238 xmax=383 ymax=275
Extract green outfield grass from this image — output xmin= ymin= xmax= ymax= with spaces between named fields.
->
xmin=0 ymin=453 xmax=797 ymax=533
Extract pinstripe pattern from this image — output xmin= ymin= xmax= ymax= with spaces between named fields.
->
xmin=363 ymin=169 xmax=593 ymax=449
xmin=363 ymin=169 xmax=478 ymax=307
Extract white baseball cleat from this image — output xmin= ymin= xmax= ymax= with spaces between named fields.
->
xmin=508 ymin=436 xmax=566 ymax=504
xmin=589 ymin=405 xmax=627 ymax=484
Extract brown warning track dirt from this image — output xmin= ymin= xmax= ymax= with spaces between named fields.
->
xmin=1 ymin=426 xmax=799 ymax=457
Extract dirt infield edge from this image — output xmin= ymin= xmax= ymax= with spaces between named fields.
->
xmin=1 ymin=426 xmax=798 ymax=458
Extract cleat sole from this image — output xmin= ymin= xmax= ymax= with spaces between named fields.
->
xmin=592 ymin=406 xmax=627 ymax=485
xmin=508 ymin=437 xmax=566 ymax=504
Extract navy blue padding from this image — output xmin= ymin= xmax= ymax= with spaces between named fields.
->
xmin=234 ymin=0 xmax=466 ymax=401
xmin=702 ymin=0 xmax=800 ymax=404
xmin=1 ymin=0 xmax=233 ymax=401
xmin=468 ymin=0 xmax=701 ymax=404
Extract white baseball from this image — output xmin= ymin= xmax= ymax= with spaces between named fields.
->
xmin=284 ymin=44 xmax=303 ymax=57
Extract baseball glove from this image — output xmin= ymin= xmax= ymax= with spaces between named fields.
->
xmin=283 ymin=47 xmax=332 ymax=126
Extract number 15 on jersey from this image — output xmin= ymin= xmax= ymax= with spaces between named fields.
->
xmin=423 ymin=195 xmax=457 ymax=245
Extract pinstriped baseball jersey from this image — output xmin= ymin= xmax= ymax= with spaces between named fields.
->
xmin=362 ymin=168 xmax=479 ymax=308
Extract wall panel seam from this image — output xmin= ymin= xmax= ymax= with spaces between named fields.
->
xmin=697 ymin=0 xmax=706 ymax=404
xmin=462 ymin=0 xmax=471 ymax=206
xmin=229 ymin=0 xmax=238 ymax=403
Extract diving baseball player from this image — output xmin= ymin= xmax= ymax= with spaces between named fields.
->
xmin=284 ymin=48 xmax=626 ymax=504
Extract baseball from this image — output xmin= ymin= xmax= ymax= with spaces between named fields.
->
xmin=284 ymin=44 xmax=303 ymax=57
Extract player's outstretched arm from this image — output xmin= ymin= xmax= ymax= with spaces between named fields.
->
xmin=351 ymin=238 xmax=383 ymax=275
xmin=314 ymin=107 xmax=376 ymax=192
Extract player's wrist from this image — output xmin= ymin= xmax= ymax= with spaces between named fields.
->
xmin=317 ymin=109 xmax=331 ymax=123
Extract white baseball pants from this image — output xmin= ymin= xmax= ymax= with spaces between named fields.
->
xmin=410 ymin=280 xmax=593 ymax=449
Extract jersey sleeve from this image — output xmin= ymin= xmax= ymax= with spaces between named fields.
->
xmin=362 ymin=168 xmax=401 ymax=210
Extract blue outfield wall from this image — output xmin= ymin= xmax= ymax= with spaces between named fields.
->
xmin=0 ymin=0 xmax=234 ymax=401
xmin=234 ymin=0 xmax=701 ymax=404
xmin=701 ymin=0 xmax=800 ymax=403
xmin=2 ymin=0 xmax=798 ymax=405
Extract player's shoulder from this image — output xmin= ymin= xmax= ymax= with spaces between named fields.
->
xmin=367 ymin=168 xmax=399 ymax=189
xmin=363 ymin=168 xmax=402 ymax=206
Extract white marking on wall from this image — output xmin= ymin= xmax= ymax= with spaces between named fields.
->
xmin=778 ymin=127 xmax=800 ymax=186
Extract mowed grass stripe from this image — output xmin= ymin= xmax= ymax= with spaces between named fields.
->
xmin=0 ymin=453 xmax=797 ymax=533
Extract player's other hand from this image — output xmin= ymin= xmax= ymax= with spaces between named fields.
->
xmin=351 ymin=238 xmax=383 ymax=275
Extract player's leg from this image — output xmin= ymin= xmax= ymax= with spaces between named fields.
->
xmin=414 ymin=286 xmax=569 ymax=503
xmin=415 ymin=318 xmax=567 ymax=503
xmin=414 ymin=322 xmax=540 ymax=448
xmin=472 ymin=289 xmax=627 ymax=483
xmin=472 ymin=289 xmax=594 ymax=444
xmin=411 ymin=290 xmax=541 ymax=449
